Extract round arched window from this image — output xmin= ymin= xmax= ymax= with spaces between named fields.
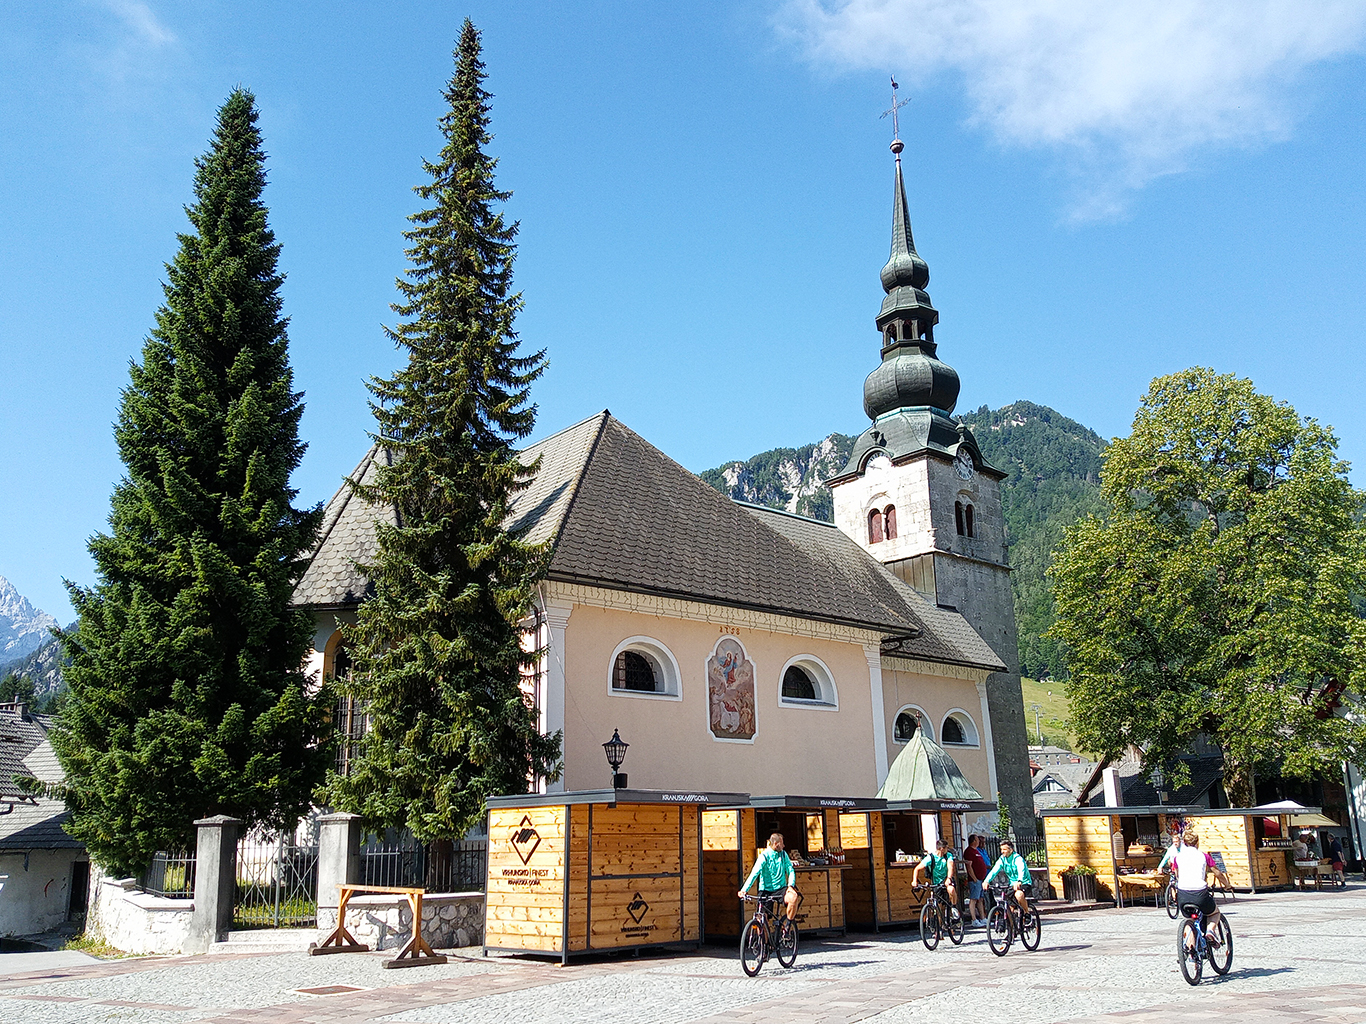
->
xmin=895 ymin=711 xmax=919 ymax=742
xmin=782 ymin=665 xmax=817 ymax=701
xmin=614 ymin=650 xmax=658 ymax=692
xmin=942 ymin=716 xmax=965 ymax=744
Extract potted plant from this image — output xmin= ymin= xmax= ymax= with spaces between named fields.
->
xmin=1061 ymin=864 xmax=1098 ymax=902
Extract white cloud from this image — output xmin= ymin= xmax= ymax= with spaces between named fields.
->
xmin=104 ymin=0 xmax=175 ymax=46
xmin=778 ymin=0 xmax=1366 ymax=218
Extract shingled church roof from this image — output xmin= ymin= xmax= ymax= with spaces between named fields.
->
xmin=293 ymin=412 xmax=1006 ymax=672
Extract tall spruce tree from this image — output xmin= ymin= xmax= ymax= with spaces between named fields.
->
xmin=319 ymin=21 xmax=561 ymax=839
xmin=55 ymin=90 xmax=330 ymax=876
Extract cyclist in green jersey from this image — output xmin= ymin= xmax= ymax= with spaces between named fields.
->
xmin=983 ymin=839 xmax=1031 ymax=913
xmin=912 ymin=838 xmax=959 ymax=910
xmin=739 ymin=832 xmax=799 ymax=921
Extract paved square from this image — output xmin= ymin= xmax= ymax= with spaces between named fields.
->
xmin=3 ymin=888 xmax=1364 ymax=1024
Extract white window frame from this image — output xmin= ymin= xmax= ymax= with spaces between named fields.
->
xmin=777 ymin=655 xmax=839 ymax=711
xmin=607 ymin=636 xmax=682 ymax=701
xmin=940 ymin=708 xmax=980 ymax=747
xmin=893 ymin=704 xmax=932 ymax=744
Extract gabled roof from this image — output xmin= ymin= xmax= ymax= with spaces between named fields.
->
xmin=877 ymin=731 xmax=985 ymax=803
xmin=0 ymin=709 xmax=78 ymax=850
xmin=291 ymin=413 xmax=1006 ymax=671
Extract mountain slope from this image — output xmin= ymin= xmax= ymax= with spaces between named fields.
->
xmin=0 ymin=575 xmax=58 ymax=661
xmin=959 ymin=402 xmax=1105 ymax=681
xmin=700 ymin=401 xmax=1105 ymax=680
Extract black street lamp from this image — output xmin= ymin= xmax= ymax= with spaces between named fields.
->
xmin=603 ymin=729 xmax=629 ymax=790
xmin=1151 ymin=766 xmax=1167 ymax=806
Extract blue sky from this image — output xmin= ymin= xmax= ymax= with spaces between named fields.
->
xmin=3 ymin=1 xmax=1365 ymax=620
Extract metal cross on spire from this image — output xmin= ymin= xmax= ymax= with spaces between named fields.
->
xmin=880 ymin=75 xmax=910 ymax=144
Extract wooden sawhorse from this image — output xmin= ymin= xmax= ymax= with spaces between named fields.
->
xmin=309 ymin=883 xmax=449 ymax=968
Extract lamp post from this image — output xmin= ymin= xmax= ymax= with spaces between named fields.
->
xmin=1030 ymin=703 xmax=1043 ymax=746
xmin=603 ymin=729 xmax=629 ymax=790
xmin=1151 ymin=766 xmax=1167 ymax=807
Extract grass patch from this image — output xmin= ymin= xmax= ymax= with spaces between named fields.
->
xmin=63 ymin=932 xmax=129 ymax=958
xmin=1018 ymin=677 xmax=1088 ymax=754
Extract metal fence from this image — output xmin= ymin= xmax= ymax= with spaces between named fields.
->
xmin=979 ymin=835 xmax=1049 ymax=869
xmin=140 ymin=850 xmax=196 ymax=898
xmin=233 ymin=825 xmax=320 ymax=928
xmin=361 ymin=832 xmax=487 ymax=893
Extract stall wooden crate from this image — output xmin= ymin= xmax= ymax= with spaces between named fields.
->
xmin=485 ymin=789 xmax=744 ymax=963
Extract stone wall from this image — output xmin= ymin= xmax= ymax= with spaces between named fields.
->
xmin=317 ymin=892 xmax=484 ymax=951
xmin=88 ymin=870 xmax=194 ymax=954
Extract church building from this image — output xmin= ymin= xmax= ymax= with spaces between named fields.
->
xmin=292 ymin=137 xmax=1034 ymax=834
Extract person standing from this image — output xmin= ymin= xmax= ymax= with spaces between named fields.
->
xmin=963 ymin=834 xmax=989 ymax=926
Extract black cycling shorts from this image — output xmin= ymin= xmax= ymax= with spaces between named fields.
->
xmin=1178 ymin=889 xmax=1217 ymax=917
xmin=759 ymin=888 xmax=789 ymax=900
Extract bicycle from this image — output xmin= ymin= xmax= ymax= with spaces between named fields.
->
xmin=739 ymin=892 xmax=800 ymax=976
xmin=913 ymin=883 xmax=964 ymax=950
xmin=1176 ymin=899 xmax=1233 ymax=985
xmin=1164 ymin=879 xmax=1179 ymax=919
xmin=986 ymin=883 xmax=1041 ymax=956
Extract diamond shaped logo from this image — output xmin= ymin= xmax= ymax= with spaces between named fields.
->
xmin=510 ymin=815 xmax=541 ymax=865
xmin=626 ymin=891 xmax=649 ymax=924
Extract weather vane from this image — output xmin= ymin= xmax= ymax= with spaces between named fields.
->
xmin=880 ymin=75 xmax=910 ymax=144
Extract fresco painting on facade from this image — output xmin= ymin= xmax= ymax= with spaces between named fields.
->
xmin=708 ymin=637 xmax=756 ymax=742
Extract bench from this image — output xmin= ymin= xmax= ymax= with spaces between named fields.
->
xmin=309 ymin=884 xmax=449 ymax=968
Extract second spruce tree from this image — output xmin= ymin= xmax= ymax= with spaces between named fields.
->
xmin=321 ymin=20 xmax=562 ymax=840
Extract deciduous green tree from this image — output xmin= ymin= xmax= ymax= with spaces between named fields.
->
xmin=1049 ymin=368 xmax=1366 ymax=803
xmin=319 ymin=21 xmax=561 ymax=839
xmin=55 ymin=90 xmax=330 ymax=875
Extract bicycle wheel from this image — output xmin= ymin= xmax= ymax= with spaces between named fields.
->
xmin=1165 ymin=882 xmax=1179 ymax=919
xmin=777 ymin=917 xmax=799 ymax=968
xmin=1019 ymin=907 xmax=1041 ymax=951
xmin=947 ymin=900 xmax=965 ymax=945
xmin=1207 ymin=916 xmax=1233 ymax=975
xmin=1177 ymin=919 xmax=1202 ymax=985
xmin=920 ymin=900 xmax=941 ymax=950
xmin=987 ymin=904 xmax=1011 ymax=957
xmin=740 ymin=919 xmax=766 ymax=977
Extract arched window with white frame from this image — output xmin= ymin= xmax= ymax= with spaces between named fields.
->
xmin=607 ymin=636 xmax=682 ymax=700
xmin=940 ymin=709 xmax=980 ymax=746
xmin=893 ymin=704 xmax=932 ymax=743
xmin=778 ymin=655 xmax=838 ymax=710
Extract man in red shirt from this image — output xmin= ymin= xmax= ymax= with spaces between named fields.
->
xmin=963 ymin=834 xmax=990 ymax=926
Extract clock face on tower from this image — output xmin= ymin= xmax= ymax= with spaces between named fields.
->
xmin=954 ymin=449 xmax=974 ymax=480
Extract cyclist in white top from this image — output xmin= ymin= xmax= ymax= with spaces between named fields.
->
xmin=1173 ymin=830 xmax=1231 ymax=939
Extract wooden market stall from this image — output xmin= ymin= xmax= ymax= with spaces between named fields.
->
xmin=484 ymin=788 xmax=746 ymax=963
xmin=837 ymin=730 xmax=994 ymax=931
xmin=839 ymin=797 xmax=996 ymax=930
xmin=702 ymin=796 xmax=880 ymax=939
xmin=1041 ymin=803 xmax=1320 ymax=905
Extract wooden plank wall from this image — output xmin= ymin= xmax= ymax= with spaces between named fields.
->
xmin=1042 ymin=814 xmax=1116 ymax=900
xmin=578 ymin=803 xmax=690 ymax=953
xmin=878 ymin=812 xmax=929 ymax=925
xmin=1185 ymin=814 xmax=1254 ymax=890
xmin=839 ymin=812 xmax=875 ymax=929
xmin=566 ymin=804 xmax=589 ymax=947
xmin=702 ymin=810 xmax=741 ymax=938
xmin=485 ymin=805 xmax=568 ymax=954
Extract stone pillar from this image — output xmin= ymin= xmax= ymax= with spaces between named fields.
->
xmin=317 ymin=812 xmax=362 ymax=928
xmin=185 ymin=815 xmax=241 ymax=953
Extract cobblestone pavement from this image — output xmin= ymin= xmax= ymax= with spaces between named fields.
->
xmin=3 ymin=887 xmax=1365 ymax=1024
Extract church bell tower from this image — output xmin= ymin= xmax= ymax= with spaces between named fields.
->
xmin=827 ymin=128 xmax=1034 ymax=832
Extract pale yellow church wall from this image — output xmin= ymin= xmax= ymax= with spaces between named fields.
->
xmin=880 ymin=665 xmax=993 ymax=800
xmin=559 ymin=604 xmax=879 ymax=796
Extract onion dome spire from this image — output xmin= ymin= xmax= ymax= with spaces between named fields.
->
xmin=862 ymin=122 xmax=959 ymax=421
